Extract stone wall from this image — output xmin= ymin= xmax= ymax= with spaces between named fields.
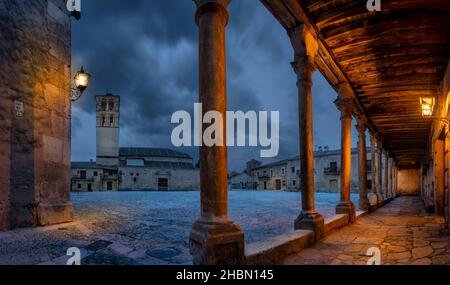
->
xmin=120 ymin=167 xmax=200 ymax=191
xmin=398 ymin=168 xmax=421 ymax=196
xmin=0 ymin=0 xmax=73 ymax=230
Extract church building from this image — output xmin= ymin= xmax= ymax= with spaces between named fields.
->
xmin=71 ymin=94 xmax=199 ymax=191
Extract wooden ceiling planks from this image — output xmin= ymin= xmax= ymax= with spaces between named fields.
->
xmin=261 ymin=0 xmax=450 ymax=167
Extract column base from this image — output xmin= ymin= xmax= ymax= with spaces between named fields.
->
xmin=359 ymin=197 xmax=370 ymax=211
xmin=368 ymin=193 xmax=378 ymax=206
xmin=37 ymin=202 xmax=73 ymax=226
xmin=294 ymin=211 xmax=325 ymax=241
xmin=190 ymin=217 xmax=245 ymax=265
xmin=336 ymin=201 xmax=356 ymax=223
xmin=377 ymin=193 xmax=384 ymax=204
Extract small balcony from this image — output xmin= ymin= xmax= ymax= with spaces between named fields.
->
xmin=101 ymin=173 xmax=118 ymax=180
xmin=324 ymin=167 xmax=340 ymax=175
xmin=257 ymin=174 xmax=270 ymax=180
xmin=71 ymin=176 xmax=94 ymax=182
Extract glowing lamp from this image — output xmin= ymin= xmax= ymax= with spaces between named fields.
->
xmin=420 ymin=97 xmax=435 ymax=117
xmin=74 ymin=66 xmax=90 ymax=93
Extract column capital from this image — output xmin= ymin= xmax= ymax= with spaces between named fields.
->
xmin=334 ymin=96 xmax=354 ymax=119
xmin=194 ymin=0 xmax=230 ymax=26
xmin=377 ymin=140 xmax=383 ymax=150
xmin=370 ymin=130 xmax=377 ymax=142
xmin=355 ymin=115 xmax=368 ymax=134
xmin=289 ymin=24 xmax=318 ymax=70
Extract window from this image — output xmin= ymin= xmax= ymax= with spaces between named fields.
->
xmin=136 ymin=173 xmax=139 ymax=176
xmin=80 ymin=171 xmax=86 ymax=179
xmin=283 ymin=180 xmax=286 ymax=186
xmin=101 ymin=100 xmax=107 ymax=111
xmin=130 ymin=173 xmax=134 ymax=176
xmin=330 ymin=162 xmax=337 ymax=168
xmin=77 ymin=184 xmax=81 ymax=189
xmin=158 ymin=178 xmax=169 ymax=191
xmin=291 ymin=167 xmax=295 ymax=173
xmin=110 ymin=116 xmax=114 ymax=126
xmin=133 ymin=177 xmax=137 ymax=184
xmin=107 ymin=182 xmax=113 ymax=191
xmin=270 ymin=170 xmax=273 ymax=177
xmin=93 ymin=171 xmax=98 ymax=177
xmin=281 ymin=168 xmax=285 ymax=175
xmin=292 ymin=180 xmax=296 ymax=186
xmin=109 ymin=101 xmax=114 ymax=111
xmin=102 ymin=116 xmax=106 ymax=126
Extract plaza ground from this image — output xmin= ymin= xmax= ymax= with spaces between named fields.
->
xmin=283 ymin=197 xmax=450 ymax=265
xmin=2 ymin=191 xmax=448 ymax=265
xmin=0 ymin=191 xmax=357 ymax=265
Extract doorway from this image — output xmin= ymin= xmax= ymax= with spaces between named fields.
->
xmin=275 ymin=179 xmax=282 ymax=190
xmin=329 ymin=179 xmax=338 ymax=192
xmin=158 ymin=178 xmax=169 ymax=191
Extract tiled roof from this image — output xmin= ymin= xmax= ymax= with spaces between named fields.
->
xmin=119 ymin=160 xmax=196 ymax=169
xmin=119 ymin=147 xmax=192 ymax=159
xmin=71 ymin=161 xmax=99 ymax=169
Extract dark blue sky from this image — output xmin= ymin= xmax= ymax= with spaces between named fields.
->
xmin=70 ymin=0 xmax=360 ymax=172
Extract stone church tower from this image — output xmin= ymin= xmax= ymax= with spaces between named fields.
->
xmin=96 ymin=94 xmax=120 ymax=166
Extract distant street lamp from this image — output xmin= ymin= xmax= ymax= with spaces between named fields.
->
xmin=72 ymin=66 xmax=91 ymax=102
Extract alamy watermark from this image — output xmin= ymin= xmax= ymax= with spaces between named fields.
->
xmin=171 ymin=103 xmax=279 ymax=158
xmin=367 ymin=0 xmax=381 ymax=12
xmin=66 ymin=247 xmax=81 ymax=265
xmin=365 ymin=247 xmax=381 ymax=265
xmin=66 ymin=0 xmax=81 ymax=13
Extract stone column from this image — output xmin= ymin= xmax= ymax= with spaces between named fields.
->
xmin=190 ymin=0 xmax=244 ymax=265
xmin=289 ymin=24 xmax=324 ymax=240
xmin=356 ymin=116 xmax=369 ymax=211
xmin=395 ymin=164 xmax=398 ymax=197
xmin=384 ymin=151 xmax=389 ymax=200
xmin=335 ymin=92 xmax=356 ymax=222
xmin=390 ymin=158 xmax=394 ymax=198
xmin=369 ymin=132 xmax=378 ymax=206
xmin=377 ymin=139 xmax=384 ymax=203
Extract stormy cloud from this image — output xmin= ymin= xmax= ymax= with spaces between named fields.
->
xmin=71 ymin=0 xmax=358 ymax=172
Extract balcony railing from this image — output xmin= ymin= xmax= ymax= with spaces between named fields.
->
xmin=324 ymin=167 xmax=340 ymax=175
xmin=71 ymin=176 xmax=94 ymax=181
xmin=101 ymin=173 xmax=118 ymax=180
xmin=257 ymin=174 xmax=270 ymax=180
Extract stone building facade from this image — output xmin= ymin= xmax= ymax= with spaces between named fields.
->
xmin=71 ymin=94 xmax=199 ymax=191
xmin=0 ymin=0 xmax=73 ymax=231
xmin=230 ymin=148 xmax=377 ymax=193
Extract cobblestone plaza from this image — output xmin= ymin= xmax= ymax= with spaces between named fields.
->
xmin=0 ymin=191 xmax=357 ymax=265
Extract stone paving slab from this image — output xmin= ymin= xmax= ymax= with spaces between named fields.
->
xmin=283 ymin=197 xmax=450 ymax=265
xmin=0 ymin=191 xmax=358 ymax=265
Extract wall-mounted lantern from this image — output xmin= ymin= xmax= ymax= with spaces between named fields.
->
xmin=72 ymin=66 xmax=91 ymax=102
xmin=420 ymin=97 xmax=435 ymax=117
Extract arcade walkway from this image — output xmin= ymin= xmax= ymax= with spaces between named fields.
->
xmin=283 ymin=197 xmax=450 ymax=265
